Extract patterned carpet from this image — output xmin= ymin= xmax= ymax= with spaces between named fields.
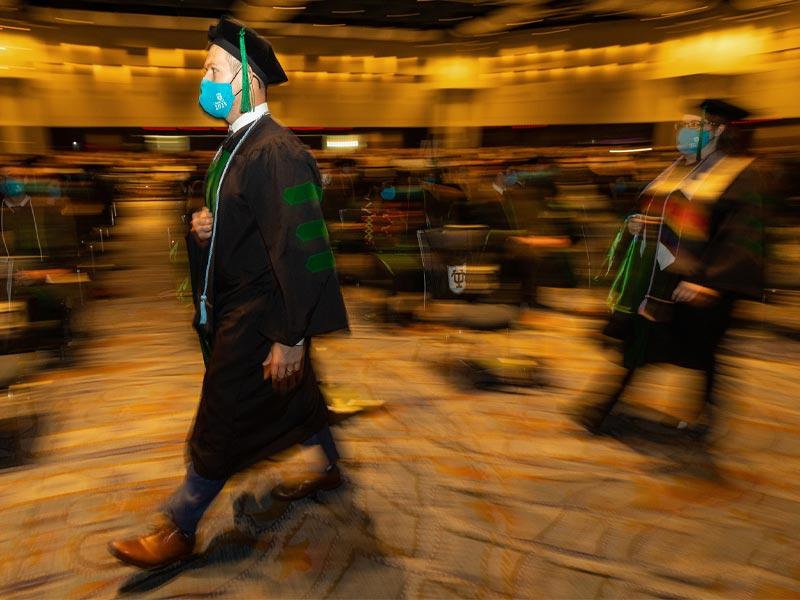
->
xmin=1 ymin=201 xmax=800 ymax=599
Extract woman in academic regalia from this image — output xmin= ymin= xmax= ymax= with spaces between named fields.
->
xmin=578 ymin=99 xmax=772 ymax=438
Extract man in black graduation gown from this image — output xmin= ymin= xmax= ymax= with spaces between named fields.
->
xmin=109 ymin=17 xmax=349 ymax=569
xmin=577 ymin=99 xmax=771 ymax=438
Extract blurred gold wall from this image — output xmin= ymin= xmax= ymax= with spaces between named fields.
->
xmin=0 ymin=18 xmax=798 ymax=151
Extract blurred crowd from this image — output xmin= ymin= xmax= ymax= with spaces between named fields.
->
xmin=0 ymin=137 xmax=796 ymax=378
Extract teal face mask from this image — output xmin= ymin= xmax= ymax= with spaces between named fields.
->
xmin=676 ymin=127 xmax=713 ymax=157
xmin=199 ymin=75 xmax=237 ymax=119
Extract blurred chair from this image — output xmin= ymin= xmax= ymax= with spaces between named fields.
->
xmin=417 ymin=224 xmax=491 ymax=300
xmin=416 ymin=225 xmax=516 ymax=330
xmin=321 ymin=171 xmax=359 ymax=222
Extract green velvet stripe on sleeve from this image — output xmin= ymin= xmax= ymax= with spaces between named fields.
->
xmin=282 ymin=181 xmax=323 ymax=206
xmin=296 ymin=219 xmax=329 ymax=242
xmin=305 ymin=249 xmax=336 ymax=273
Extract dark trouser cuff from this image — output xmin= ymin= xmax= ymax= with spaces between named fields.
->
xmin=305 ymin=425 xmax=340 ymax=466
xmin=163 ymin=462 xmax=226 ymax=536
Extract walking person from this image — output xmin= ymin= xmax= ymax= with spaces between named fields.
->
xmin=578 ymin=99 xmax=769 ymax=439
xmin=109 ymin=16 xmax=349 ymax=569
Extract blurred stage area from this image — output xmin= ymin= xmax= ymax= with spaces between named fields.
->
xmin=0 ymin=0 xmax=799 ymax=598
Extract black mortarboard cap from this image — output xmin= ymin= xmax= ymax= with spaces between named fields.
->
xmin=208 ymin=16 xmax=288 ymax=86
xmin=699 ymin=99 xmax=751 ymax=123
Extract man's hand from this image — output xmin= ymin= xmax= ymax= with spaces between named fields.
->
xmin=191 ymin=207 xmax=213 ymax=242
xmin=672 ymin=281 xmax=720 ymax=307
xmin=263 ymin=342 xmax=305 ymax=393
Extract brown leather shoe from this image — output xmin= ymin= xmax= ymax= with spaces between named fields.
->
xmin=271 ymin=465 xmax=343 ymax=502
xmin=108 ymin=522 xmax=195 ymax=569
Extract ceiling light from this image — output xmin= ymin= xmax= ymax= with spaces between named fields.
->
xmin=506 ymin=19 xmax=544 ymax=27
xmin=54 ymin=17 xmax=95 ymax=24
xmin=530 ymin=28 xmax=570 ymax=35
xmin=658 ymin=15 xmax=717 ymax=28
xmin=387 ymin=12 xmax=420 ymax=17
xmin=609 ymin=147 xmax=653 ymax=153
xmin=660 ymin=5 xmax=708 ymax=17
xmin=438 ymin=16 xmax=472 ymax=22
xmin=326 ymin=136 xmax=360 ymax=149
xmin=721 ymin=9 xmax=790 ymax=21
xmin=272 ymin=5 xmax=307 ymax=10
xmin=641 ymin=5 xmax=709 ymax=21
xmin=327 ymin=140 xmax=359 ymax=148
xmin=331 ymin=9 xmax=365 ymax=13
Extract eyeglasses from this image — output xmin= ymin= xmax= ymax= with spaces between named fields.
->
xmin=674 ymin=119 xmax=722 ymax=130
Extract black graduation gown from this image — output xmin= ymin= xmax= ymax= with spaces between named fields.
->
xmin=185 ymin=116 xmax=349 ymax=480
xmin=617 ymin=153 xmax=769 ymax=371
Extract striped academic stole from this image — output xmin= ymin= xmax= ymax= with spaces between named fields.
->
xmin=654 ymin=155 xmax=755 ymax=272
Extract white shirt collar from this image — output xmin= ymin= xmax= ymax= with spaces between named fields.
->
xmin=229 ymin=102 xmax=269 ymax=134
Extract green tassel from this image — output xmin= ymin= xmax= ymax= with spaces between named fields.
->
xmin=239 ymin=28 xmax=251 ymax=113
xmin=596 ymin=218 xmax=628 ymax=281
xmin=607 ymin=237 xmax=639 ymax=312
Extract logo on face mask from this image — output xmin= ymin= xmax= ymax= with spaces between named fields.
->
xmin=214 ymin=92 xmax=227 ymax=112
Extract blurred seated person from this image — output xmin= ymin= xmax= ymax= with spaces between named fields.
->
xmin=320 ymin=161 xmax=361 ymax=222
xmin=499 ymin=168 xmax=578 ymax=306
xmin=0 ymin=174 xmax=79 ymax=323
xmin=421 ymin=178 xmax=467 ymax=227
xmin=461 ymin=178 xmax=514 ymax=229
xmin=0 ymin=174 xmax=78 ymax=263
